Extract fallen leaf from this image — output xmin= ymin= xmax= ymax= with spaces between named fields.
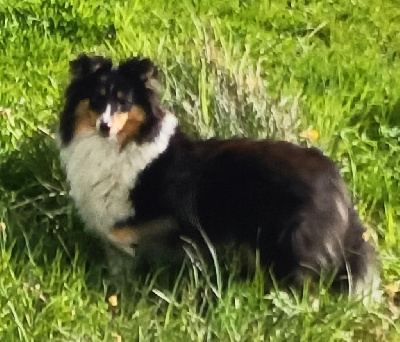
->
xmin=300 ymin=129 xmax=319 ymax=141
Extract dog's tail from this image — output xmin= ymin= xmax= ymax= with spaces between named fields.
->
xmin=292 ymin=171 xmax=381 ymax=301
xmin=341 ymin=208 xmax=381 ymax=302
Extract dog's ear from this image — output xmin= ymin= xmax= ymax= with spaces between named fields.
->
xmin=119 ymin=57 xmax=159 ymax=88
xmin=70 ymin=54 xmax=112 ymax=80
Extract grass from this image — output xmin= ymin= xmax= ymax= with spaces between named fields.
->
xmin=1 ymin=0 xmax=399 ymax=340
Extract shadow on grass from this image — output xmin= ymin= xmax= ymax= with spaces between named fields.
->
xmin=0 ymin=132 xmax=109 ymax=289
xmin=0 ymin=131 xmax=358 ymax=307
xmin=0 ymin=132 xmax=208 ymax=299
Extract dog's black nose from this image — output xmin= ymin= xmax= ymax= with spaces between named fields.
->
xmin=99 ymin=122 xmax=110 ymax=135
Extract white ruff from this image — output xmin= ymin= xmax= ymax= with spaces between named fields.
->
xmin=60 ymin=112 xmax=177 ymax=239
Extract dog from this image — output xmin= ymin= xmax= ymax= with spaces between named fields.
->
xmin=59 ymin=54 xmax=380 ymax=298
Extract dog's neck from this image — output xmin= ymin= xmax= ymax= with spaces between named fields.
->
xmin=59 ymin=112 xmax=177 ymax=237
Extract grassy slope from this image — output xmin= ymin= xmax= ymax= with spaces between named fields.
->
xmin=0 ymin=0 xmax=399 ymax=340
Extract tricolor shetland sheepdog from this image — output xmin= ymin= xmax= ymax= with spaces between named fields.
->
xmin=59 ymin=54 xmax=379 ymax=297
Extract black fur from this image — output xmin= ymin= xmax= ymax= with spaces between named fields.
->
xmin=130 ymin=133 xmax=376 ymax=289
xmin=60 ymin=54 xmax=379 ymax=295
xmin=59 ymin=55 xmax=162 ymax=145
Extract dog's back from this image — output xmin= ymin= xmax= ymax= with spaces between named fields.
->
xmin=130 ymin=136 xmax=380 ymax=297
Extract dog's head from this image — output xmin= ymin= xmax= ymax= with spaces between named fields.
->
xmin=59 ymin=54 xmax=164 ymax=148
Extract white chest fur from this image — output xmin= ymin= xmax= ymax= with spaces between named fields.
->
xmin=60 ymin=113 xmax=177 ymax=240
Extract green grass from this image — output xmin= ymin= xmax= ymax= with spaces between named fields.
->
xmin=1 ymin=0 xmax=400 ymax=340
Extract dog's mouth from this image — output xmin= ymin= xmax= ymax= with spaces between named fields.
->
xmin=96 ymin=108 xmax=130 ymax=139
xmin=94 ymin=103 xmax=144 ymax=148
xmin=97 ymin=121 xmax=111 ymax=136
xmin=96 ymin=104 xmax=113 ymax=137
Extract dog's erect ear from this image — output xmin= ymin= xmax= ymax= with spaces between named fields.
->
xmin=119 ymin=57 xmax=159 ymax=85
xmin=70 ymin=54 xmax=112 ymax=80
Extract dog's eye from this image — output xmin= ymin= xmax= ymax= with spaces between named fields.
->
xmin=116 ymin=91 xmax=128 ymax=106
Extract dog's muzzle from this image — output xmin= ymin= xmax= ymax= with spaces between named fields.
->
xmin=96 ymin=104 xmax=112 ymax=136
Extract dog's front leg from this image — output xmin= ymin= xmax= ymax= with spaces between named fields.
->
xmin=103 ymin=239 xmax=138 ymax=278
xmin=102 ymin=218 xmax=144 ymax=282
xmin=104 ymin=217 xmax=183 ymax=295
xmin=107 ymin=216 xmax=180 ymax=261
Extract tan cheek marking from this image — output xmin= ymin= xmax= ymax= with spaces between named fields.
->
xmin=109 ymin=225 xmax=138 ymax=257
xmin=109 ymin=217 xmax=178 ymax=246
xmin=108 ymin=218 xmax=179 ymax=257
xmin=110 ymin=226 xmax=137 ymax=244
xmin=74 ymin=99 xmax=98 ymax=136
xmin=110 ymin=112 xmax=128 ymax=135
xmin=116 ymin=106 xmax=146 ymax=148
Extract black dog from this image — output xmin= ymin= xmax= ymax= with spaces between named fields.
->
xmin=59 ymin=54 xmax=379 ymax=297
